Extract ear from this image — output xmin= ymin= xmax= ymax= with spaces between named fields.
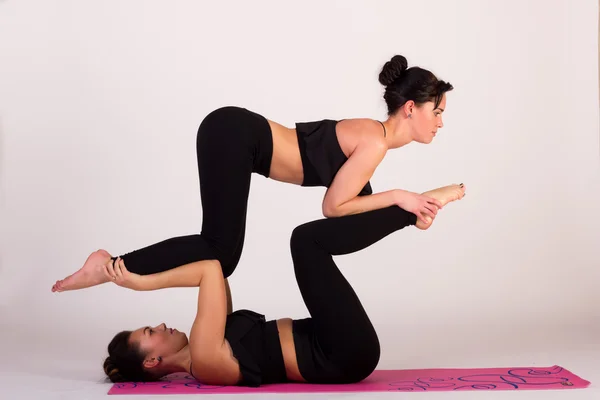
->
xmin=403 ymin=100 xmax=415 ymax=117
xmin=143 ymin=356 xmax=161 ymax=370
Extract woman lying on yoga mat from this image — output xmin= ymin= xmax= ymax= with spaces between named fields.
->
xmin=102 ymin=184 xmax=465 ymax=386
xmin=52 ymin=54 xmax=453 ymax=293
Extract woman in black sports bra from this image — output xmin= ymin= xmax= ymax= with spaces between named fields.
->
xmin=52 ymin=54 xmax=453 ymax=293
xmin=102 ymin=184 xmax=465 ymax=386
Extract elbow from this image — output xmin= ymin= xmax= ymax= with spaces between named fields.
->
xmin=198 ymin=259 xmax=222 ymax=282
xmin=322 ymin=202 xmax=340 ymax=218
xmin=322 ymin=209 xmax=335 ymax=218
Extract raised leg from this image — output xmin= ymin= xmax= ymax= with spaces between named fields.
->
xmin=51 ymin=107 xmax=263 ymax=292
xmin=290 ymin=206 xmax=416 ymax=383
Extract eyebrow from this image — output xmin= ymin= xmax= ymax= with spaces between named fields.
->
xmin=143 ymin=327 xmax=149 ymax=335
xmin=435 ymin=108 xmax=444 ymax=112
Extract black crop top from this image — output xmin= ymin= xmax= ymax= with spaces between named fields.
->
xmin=295 ymin=119 xmax=373 ymax=196
xmin=190 ymin=309 xmax=287 ymax=387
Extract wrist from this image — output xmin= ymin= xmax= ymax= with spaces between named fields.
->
xmin=393 ymin=189 xmax=409 ymax=206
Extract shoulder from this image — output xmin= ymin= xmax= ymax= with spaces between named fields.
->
xmin=337 ymin=118 xmax=386 ymax=146
xmin=337 ymin=118 xmax=387 ymax=157
xmin=190 ymin=340 xmax=242 ymax=385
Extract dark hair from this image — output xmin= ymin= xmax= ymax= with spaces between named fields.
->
xmin=378 ymin=55 xmax=453 ymax=115
xmin=103 ymin=330 xmax=157 ymax=383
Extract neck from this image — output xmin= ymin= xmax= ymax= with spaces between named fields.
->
xmin=159 ymin=345 xmax=193 ymax=376
xmin=381 ymin=115 xmax=413 ymax=149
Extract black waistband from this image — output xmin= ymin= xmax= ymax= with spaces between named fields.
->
xmin=295 ymin=128 xmax=322 ymax=187
xmin=260 ymin=320 xmax=288 ymax=384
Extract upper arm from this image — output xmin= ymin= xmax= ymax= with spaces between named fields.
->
xmin=189 ymin=260 xmax=239 ymax=383
xmin=224 ymin=278 xmax=233 ymax=315
xmin=322 ymin=134 xmax=386 ymax=217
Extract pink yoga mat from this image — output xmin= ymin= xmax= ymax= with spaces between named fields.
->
xmin=108 ymin=365 xmax=590 ymax=395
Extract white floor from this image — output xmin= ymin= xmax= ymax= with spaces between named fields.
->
xmin=1 ymin=343 xmax=598 ymax=399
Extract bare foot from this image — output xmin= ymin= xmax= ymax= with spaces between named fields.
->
xmin=51 ymin=249 xmax=113 ymax=292
xmin=416 ymin=183 xmax=466 ymax=230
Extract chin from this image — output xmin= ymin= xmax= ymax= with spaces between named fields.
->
xmin=417 ymin=136 xmax=434 ymax=144
xmin=179 ymin=332 xmax=189 ymax=345
xmin=170 ymin=331 xmax=189 ymax=348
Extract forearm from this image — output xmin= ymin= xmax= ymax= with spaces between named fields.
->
xmin=324 ymin=189 xmax=400 ymax=217
xmin=137 ymin=260 xmax=209 ymax=291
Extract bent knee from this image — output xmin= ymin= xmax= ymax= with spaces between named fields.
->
xmin=290 ymin=223 xmax=317 ymax=250
xmin=198 ymin=106 xmax=245 ymax=132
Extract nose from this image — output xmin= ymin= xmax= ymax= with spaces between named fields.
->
xmin=156 ymin=323 xmax=167 ymax=331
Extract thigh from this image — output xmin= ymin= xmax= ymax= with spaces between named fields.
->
xmin=196 ymin=111 xmax=254 ymax=276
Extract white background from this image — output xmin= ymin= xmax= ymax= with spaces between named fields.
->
xmin=1 ymin=0 xmax=599 ymax=399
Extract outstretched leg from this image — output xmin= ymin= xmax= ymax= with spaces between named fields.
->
xmin=290 ymin=206 xmax=416 ymax=383
xmin=290 ymin=186 xmax=464 ymax=383
xmin=52 ymin=107 xmax=270 ymax=292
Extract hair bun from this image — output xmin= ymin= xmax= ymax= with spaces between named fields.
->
xmin=104 ymin=356 xmax=125 ymax=383
xmin=378 ymin=55 xmax=408 ymax=86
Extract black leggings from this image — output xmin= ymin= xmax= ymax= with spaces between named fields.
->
xmin=290 ymin=205 xmax=417 ymax=384
xmin=116 ymin=106 xmax=273 ymax=278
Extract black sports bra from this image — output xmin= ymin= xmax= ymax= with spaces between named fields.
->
xmin=189 ymin=309 xmax=287 ymax=387
xmin=295 ymin=119 xmax=385 ymax=196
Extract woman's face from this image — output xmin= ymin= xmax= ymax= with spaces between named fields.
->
xmin=410 ymin=93 xmax=447 ymax=144
xmin=129 ymin=322 xmax=188 ymax=360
